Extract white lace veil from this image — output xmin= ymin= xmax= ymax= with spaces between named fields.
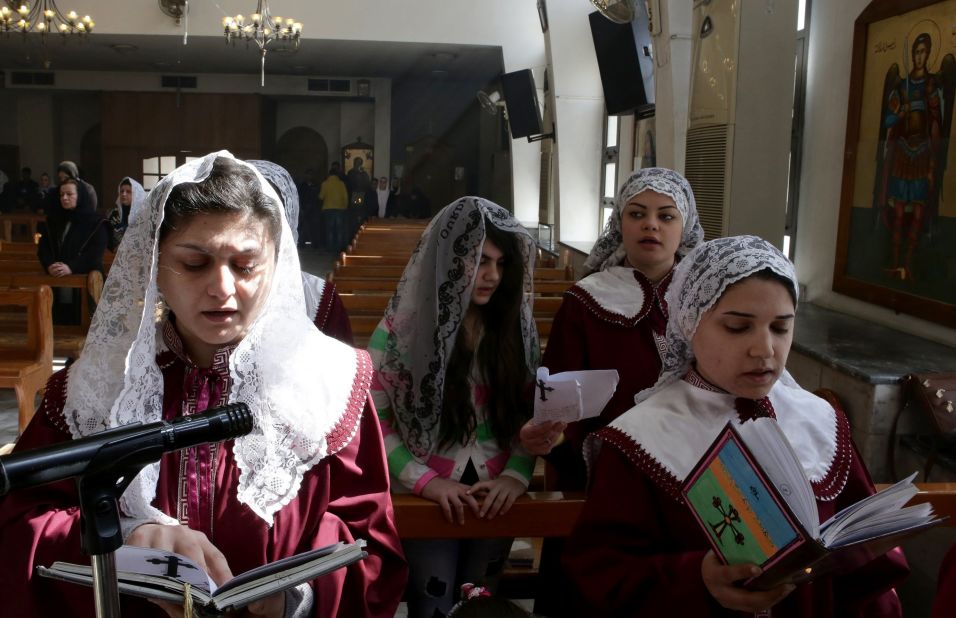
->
xmin=372 ymin=197 xmax=539 ymax=459
xmin=583 ymin=167 xmax=704 ymax=273
xmin=636 ymin=234 xmax=799 ymax=406
xmin=115 ymin=177 xmax=146 ymax=223
xmin=249 ymin=160 xmax=326 ymax=318
xmin=64 ymin=151 xmax=364 ymax=525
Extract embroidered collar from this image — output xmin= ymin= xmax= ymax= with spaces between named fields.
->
xmin=570 ymin=265 xmax=673 ymax=326
xmin=589 ymin=378 xmax=851 ymax=503
xmin=162 ymin=318 xmax=236 ymax=374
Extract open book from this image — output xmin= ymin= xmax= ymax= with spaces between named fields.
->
xmin=681 ymin=419 xmax=942 ymax=590
xmin=37 ymin=540 xmax=367 ymax=614
xmin=531 ymin=367 xmax=619 ymax=424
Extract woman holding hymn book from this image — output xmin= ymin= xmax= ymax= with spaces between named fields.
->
xmin=563 ymin=235 xmax=910 ymax=617
xmin=0 ymin=152 xmax=407 ymax=617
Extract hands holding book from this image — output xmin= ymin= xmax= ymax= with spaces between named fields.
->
xmin=700 ymin=551 xmax=795 ymax=613
xmin=519 ymin=420 xmax=566 ymax=455
xmin=128 ymin=523 xmax=286 ymax=617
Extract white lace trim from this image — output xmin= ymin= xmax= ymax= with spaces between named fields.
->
xmin=64 ymin=151 xmax=362 ymax=525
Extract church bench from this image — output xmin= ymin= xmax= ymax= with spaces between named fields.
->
xmin=349 ymin=314 xmax=553 ymax=348
xmin=0 ymin=213 xmax=44 ymax=243
xmin=338 ymin=253 xmax=413 ymax=267
xmin=0 ymin=240 xmax=39 ymax=255
xmin=391 ymin=491 xmax=585 ymax=539
xmin=339 ymin=293 xmax=564 ymax=319
xmin=0 ymin=286 xmax=53 ymax=431
xmin=331 ymin=263 xmax=574 ymax=283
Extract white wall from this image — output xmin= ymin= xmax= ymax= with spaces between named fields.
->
xmin=654 ymin=0 xmax=693 ymax=171
xmin=797 ymin=0 xmax=956 ymax=346
xmin=543 ymin=0 xmax=605 ymax=243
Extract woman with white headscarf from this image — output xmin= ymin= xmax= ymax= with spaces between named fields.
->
xmin=563 ymin=235 xmax=908 ymax=617
xmin=522 ymin=167 xmax=704 ymax=490
xmin=0 ymin=152 xmax=407 ymax=617
xmin=368 ymin=196 xmax=539 ymax=617
xmin=249 ymin=160 xmax=353 ymax=344
xmin=107 ymin=176 xmax=146 ymax=251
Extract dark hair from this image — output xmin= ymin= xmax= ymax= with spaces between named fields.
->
xmin=120 ymin=178 xmax=132 ymax=188
xmin=59 ymin=178 xmax=79 ymax=192
xmin=449 ymin=596 xmax=531 ymax=618
xmin=159 ymin=157 xmax=282 ymax=248
xmin=439 ymin=219 xmax=531 ymax=451
xmin=744 ymin=268 xmax=797 ymax=307
xmin=913 ymin=32 xmax=932 ymax=55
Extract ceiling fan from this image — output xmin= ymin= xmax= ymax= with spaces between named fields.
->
xmin=589 ymin=0 xmax=636 ymax=24
xmin=476 ymin=90 xmax=506 ymax=117
xmin=158 ymin=0 xmax=187 ymax=24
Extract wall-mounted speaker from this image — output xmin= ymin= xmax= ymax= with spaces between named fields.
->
xmin=589 ymin=8 xmax=655 ymax=116
xmin=500 ymin=69 xmax=543 ymax=139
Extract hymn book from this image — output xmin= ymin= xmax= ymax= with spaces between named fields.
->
xmin=681 ymin=419 xmax=941 ymax=590
xmin=37 ymin=540 xmax=367 ymax=614
xmin=532 ymin=367 xmax=619 ymax=424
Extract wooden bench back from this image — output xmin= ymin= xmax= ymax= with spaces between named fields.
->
xmin=0 ymin=286 xmax=53 ymax=365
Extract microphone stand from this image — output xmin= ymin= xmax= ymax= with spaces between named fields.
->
xmin=76 ymin=448 xmax=155 ymax=618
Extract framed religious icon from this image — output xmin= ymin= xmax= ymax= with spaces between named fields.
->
xmin=835 ymin=0 xmax=956 ymax=326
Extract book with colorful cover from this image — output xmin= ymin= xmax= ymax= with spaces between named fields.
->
xmin=681 ymin=419 xmax=942 ymax=590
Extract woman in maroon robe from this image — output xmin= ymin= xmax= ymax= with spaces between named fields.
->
xmin=520 ymin=167 xmax=703 ymax=489
xmin=564 ymin=236 xmax=908 ymax=617
xmin=0 ymin=152 xmax=405 ymax=617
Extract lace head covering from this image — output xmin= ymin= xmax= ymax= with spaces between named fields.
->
xmin=249 ymin=159 xmax=327 ymax=319
xmin=64 ymin=151 xmax=367 ymax=524
xmin=583 ymin=167 xmax=704 ymax=273
xmin=373 ymin=196 xmax=539 ymax=459
xmin=249 ymin=160 xmax=300 ymax=244
xmin=638 ymin=234 xmax=798 ymax=404
xmin=115 ymin=177 xmax=146 ymax=221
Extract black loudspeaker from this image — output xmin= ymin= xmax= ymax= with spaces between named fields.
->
xmin=589 ymin=9 xmax=655 ymax=116
xmin=500 ymin=69 xmax=543 ymax=139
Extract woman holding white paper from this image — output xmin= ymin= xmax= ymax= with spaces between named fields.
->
xmin=563 ymin=235 xmax=908 ymax=617
xmin=521 ymin=167 xmax=704 ymax=490
xmin=367 ymin=197 xmax=538 ymax=618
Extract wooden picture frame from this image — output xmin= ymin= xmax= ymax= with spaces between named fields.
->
xmin=835 ymin=0 xmax=956 ymax=326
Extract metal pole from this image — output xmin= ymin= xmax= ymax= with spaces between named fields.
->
xmin=91 ymin=552 xmax=122 ymax=617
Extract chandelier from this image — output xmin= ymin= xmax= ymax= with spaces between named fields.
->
xmin=0 ymin=1 xmax=94 ymax=36
xmin=222 ymin=0 xmax=302 ymax=87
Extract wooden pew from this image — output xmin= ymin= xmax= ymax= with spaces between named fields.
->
xmin=0 ymin=213 xmax=44 ymax=243
xmin=340 ymin=293 xmax=564 ymax=319
xmin=338 ymin=253 xmax=412 ymax=267
xmin=392 ymin=491 xmax=585 ymax=539
xmin=0 ymin=240 xmax=39 ymax=255
xmin=0 ymin=286 xmax=53 ymax=431
xmin=332 ymin=263 xmax=574 ymax=283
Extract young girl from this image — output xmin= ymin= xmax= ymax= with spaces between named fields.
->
xmin=368 ymin=196 xmax=538 ymax=618
xmin=107 ymin=176 xmax=146 ymax=251
xmin=0 ymin=152 xmax=406 ymax=617
xmin=521 ymin=167 xmax=703 ymax=488
xmin=250 ymin=159 xmax=354 ymax=344
xmin=563 ymin=235 xmax=909 ymax=617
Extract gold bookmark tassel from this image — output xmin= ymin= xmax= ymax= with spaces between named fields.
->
xmin=183 ymin=581 xmax=195 ymax=618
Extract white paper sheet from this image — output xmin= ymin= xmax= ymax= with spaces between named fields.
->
xmin=532 ymin=367 xmax=620 ymax=424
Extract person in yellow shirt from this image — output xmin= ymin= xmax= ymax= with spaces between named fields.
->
xmin=320 ymin=162 xmax=349 ymax=252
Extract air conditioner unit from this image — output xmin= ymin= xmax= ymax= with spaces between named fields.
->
xmin=684 ymin=0 xmax=796 ymax=245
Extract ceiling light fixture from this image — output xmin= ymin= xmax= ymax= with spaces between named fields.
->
xmin=0 ymin=0 xmax=94 ymax=37
xmin=222 ymin=0 xmax=302 ymax=87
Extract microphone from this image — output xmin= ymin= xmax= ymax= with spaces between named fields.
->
xmin=0 ymin=403 xmax=254 ymax=496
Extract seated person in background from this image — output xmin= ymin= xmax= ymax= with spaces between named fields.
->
xmin=0 ymin=152 xmax=407 ymax=617
xmin=369 ymin=197 xmax=539 ymax=618
xmin=107 ymin=176 xmax=146 ymax=251
xmin=48 ymin=160 xmax=98 ymax=214
xmin=250 ymin=159 xmax=354 ymax=344
xmin=564 ymin=235 xmax=909 ymax=617
xmin=37 ymin=178 xmax=108 ymax=324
